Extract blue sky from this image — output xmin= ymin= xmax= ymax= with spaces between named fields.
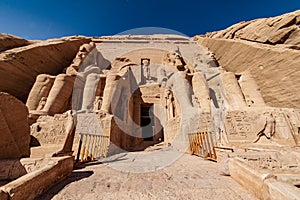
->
xmin=0 ymin=0 xmax=300 ymax=40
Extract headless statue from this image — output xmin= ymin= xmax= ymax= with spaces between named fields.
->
xmin=53 ymin=110 xmax=76 ymax=157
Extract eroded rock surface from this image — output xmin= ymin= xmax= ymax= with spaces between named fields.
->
xmin=204 ymin=10 xmax=300 ymax=47
xmin=0 ymin=10 xmax=299 ymax=200
xmin=0 ymin=92 xmax=30 ymax=158
xmin=0 ymin=33 xmax=30 ymax=52
xmin=196 ymin=10 xmax=300 ymax=109
xmin=0 ymin=36 xmax=91 ymax=102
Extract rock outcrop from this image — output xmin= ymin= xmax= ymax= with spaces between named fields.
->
xmin=0 ymin=10 xmax=298 ymax=200
xmin=0 ymin=34 xmax=30 ymax=52
xmin=26 ymin=42 xmax=98 ymax=116
xmin=0 ymin=92 xmax=30 ymax=158
xmin=196 ymin=9 xmax=300 ymax=109
xmin=204 ymin=10 xmax=300 ymax=48
xmin=0 ymin=36 xmax=91 ymax=103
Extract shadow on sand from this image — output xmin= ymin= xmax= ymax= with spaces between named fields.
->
xmin=35 ymin=170 xmax=94 ymax=200
xmin=35 ymin=153 xmax=129 ymax=199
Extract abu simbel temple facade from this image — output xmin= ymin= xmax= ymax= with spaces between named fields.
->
xmin=0 ymin=10 xmax=300 ymax=200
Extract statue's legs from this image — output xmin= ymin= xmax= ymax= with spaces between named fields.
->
xmin=81 ymin=73 xmax=100 ymax=112
xmin=26 ymin=74 xmax=55 ymax=111
xmin=43 ymin=74 xmax=75 ymax=115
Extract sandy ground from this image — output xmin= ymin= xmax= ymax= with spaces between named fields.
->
xmin=37 ymin=147 xmax=257 ymax=200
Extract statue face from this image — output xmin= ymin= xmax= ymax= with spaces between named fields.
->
xmin=79 ymin=52 xmax=88 ymax=59
xmin=142 ymin=59 xmax=149 ymax=66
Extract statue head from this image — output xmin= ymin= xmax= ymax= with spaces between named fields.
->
xmin=142 ymin=59 xmax=150 ymax=66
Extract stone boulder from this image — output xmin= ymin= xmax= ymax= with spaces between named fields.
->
xmin=0 ymin=92 xmax=30 ymax=158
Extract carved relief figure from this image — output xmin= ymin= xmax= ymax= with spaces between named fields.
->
xmin=254 ymin=113 xmax=276 ymax=143
xmin=141 ymin=58 xmax=151 ymax=82
xmin=94 ymin=96 xmax=103 ymax=111
xmin=158 ymin=67 xmax=168 ymax=87
xmin=164 ymin=88 xmax=175 ymax=120
xmin=36 ymin=97 xmax=47 ymax=111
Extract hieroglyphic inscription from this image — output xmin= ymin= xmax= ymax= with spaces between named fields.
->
xmin=199 ymin=112 xmax=212 ymax=131
xmin=224 ymin=111 xmax=259 ymax=141
xmin=233 ymin=152 xmax=300 ymax=171
xmin=77 ymin=113 xmax=104 ymax=135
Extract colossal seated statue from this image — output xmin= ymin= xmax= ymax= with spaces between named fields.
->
xmin=43 ymin=74 xmax=75 ymax=115
xmin=166 ymin=71 xmax=193 ymax=109
xmin=100 ymin=58 xmax=136 ymax=114
xmin=220 ymin=71 xmax=247 ymax=109
xmin=26 ymin=74 xmax=55 ymax=111
xmin=72 ymin=44 xmax=105 ymax=112
xmin=27 ymin=42 xmax=103 ymax=116
xmin=192 ymin=72 xmax=211 ymax=113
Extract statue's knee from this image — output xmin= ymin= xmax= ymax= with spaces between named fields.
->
xmin=36 ymin=74 xmax=52 ymax=82
xmin=86 ymin=73 xmax=100 ymax=81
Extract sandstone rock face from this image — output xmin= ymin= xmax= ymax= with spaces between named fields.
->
xmin=0 ymin=36 xmax=91 ymax=102
xmin=0 ymin=92 xmax=30 ymax=158
xmin=196 ymin=10 xmax=300 ymax=109
xmin=0 ymin=34 xmax=30 ymax=52
xmin=205 ymin=10 xmax=300 ymax=47
xmin=194 ymin=12 xmax=300 ymax=198
xmin=28 ymin=33 xmax=300 ymax=157
xmin=7 ymin=11 xmax=299 ymax=199
xmin=26 ymin=42 xmax=99 ymax=116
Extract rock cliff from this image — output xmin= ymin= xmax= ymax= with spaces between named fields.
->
xmin=0 ymin=33 xmax=30 ymax=52
xmin=204 ymin=10 xmax=300 ymax=47
xmin=196 ymin=10 xmax=300 ymax=109
xmin=0 ymin=35 xmax=91 ymax=102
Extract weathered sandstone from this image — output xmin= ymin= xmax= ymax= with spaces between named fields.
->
xmin=0 ymin=92 xmax=30 ymax=158
xmin=0 ymin=36 xmax=90 ymax=102
xmin=0 ymin=34 xmax=30 ymax=52
xmin=196 ymin=36 xmax=300 ymax=109
xmin=205 ymin=10 xmax=300 ymax=47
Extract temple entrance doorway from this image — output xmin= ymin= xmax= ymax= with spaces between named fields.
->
xmin=136 ymin=101 xmax=164 ymax=151
xmin=141 ymin=103 xmax=154 ymax=141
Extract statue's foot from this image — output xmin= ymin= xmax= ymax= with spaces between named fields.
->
xmin=77 ymin=109 xmax=93 ymax=114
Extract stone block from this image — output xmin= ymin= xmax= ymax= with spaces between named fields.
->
xmin=1 ymin=156 xmax=74 ymax=200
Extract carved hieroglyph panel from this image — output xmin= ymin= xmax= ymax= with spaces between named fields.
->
xmin=199 ymin=112 xmax=212 ymax=131
xmin=224 ymin=111 xmax=264 ymax=141
xmin=232 ymin=152 xmax=300 ymax=171
xmin=76 ymin=113 xmax=111 ymax=136
xmin=224 ymin=109 xmax=296 ymax=144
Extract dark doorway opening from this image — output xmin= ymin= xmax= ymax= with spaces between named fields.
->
xmin=141 ymin=103 xmax=154 ymax=141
